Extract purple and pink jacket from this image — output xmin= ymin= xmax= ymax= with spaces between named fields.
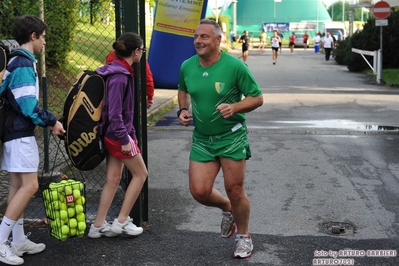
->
xmin=96 ymin=60 xmax=136 ymax=146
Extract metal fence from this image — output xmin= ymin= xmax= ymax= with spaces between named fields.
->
xmin=0 ymin=0 xmax=147 ymax=225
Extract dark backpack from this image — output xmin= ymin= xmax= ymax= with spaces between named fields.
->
xmin=62 ymin=70 xmax=106 ymax=171
xmin=0 ymin=44 xmax=9 ymax=142
xmin=0 ymin=45 xmax=24 ymax=143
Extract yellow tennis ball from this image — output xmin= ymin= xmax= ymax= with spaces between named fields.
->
xmin=75 ymin=196 xmax=85 ymax=205
xmin=61 ymin=225 xmax=69 ymax=235
xmin=75 ymin=205 xmax=83 ymax=215
xmin=76 ymin=213 xmax=85 ymax=222
xmin=78 ymin=222 xmax=86 ymax=231
xmin=72 ymin=182 xmax=83 ymax=190
xmin=50 ymin=190 xmax=59 ymax=200
xmin=77 ymin=230 xmax=85 ymax=237
xmin=60 ymin=234 xmax=68 ymax=241
xmin=60 ymin=202 xmax=67 ymax=211
xmin=51 ymin=201 xmax=60 ymax=211
xmin=75 ymin=197 xmax=83 ymax=206
xmin=60 ymin=210 xmax=68 ymax=220
xmin=69 ymin=218 xmax=77 ymax=229
xmin=43 ymin=190 xmax=50 ymax=201
xmin=73 ymin=189 xmax=81 ymax=199
xmin=64 ymin=186 xmax=73 ymax=195
xmin=52 ymin=217 xmax=63 ymax=229
xmin=67 ymin=207 xmax=75 ymax=217
xmin=69 ymin=228 xmax=77 ymax=236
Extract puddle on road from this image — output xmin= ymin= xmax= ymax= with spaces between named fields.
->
xmin=254 ymin=120 xmax=399 ymax=131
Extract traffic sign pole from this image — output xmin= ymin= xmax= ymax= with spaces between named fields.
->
xmin=372 ymin=1 xmax=391 ymax=84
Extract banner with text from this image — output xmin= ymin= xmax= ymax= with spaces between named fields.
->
xmin=262 ymin=23 xmax=290 ymax=32
xmin=154 ymin=0 xmax=205 ymax=37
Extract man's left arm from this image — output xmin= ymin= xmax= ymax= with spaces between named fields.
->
xmin=216 ymin=95 xmax=263 ymax=119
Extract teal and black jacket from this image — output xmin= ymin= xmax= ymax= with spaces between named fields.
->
xmin=0 ymin=48 xmax=57 ymax=143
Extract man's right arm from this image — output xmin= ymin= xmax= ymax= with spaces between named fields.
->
xmin=177 ymin=89 xmax=191 ymax=127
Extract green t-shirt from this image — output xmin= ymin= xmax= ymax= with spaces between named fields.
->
xmin=178 ymin=51 xmax=262 ymax=136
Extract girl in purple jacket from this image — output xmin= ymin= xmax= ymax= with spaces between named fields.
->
xmin=88 ymin=32 xmax=148 ymax=238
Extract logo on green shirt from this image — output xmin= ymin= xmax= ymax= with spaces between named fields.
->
xmin=215 ymin=82 xmax=225 ymax=94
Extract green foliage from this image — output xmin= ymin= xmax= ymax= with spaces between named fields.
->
xmin=334 ymin=37 xmax=352 ymax=66
xmin=44 ymin=0 xmax=80 ymax=68
xmin=79 ymin=0 xmax=115 ymax=24
xmin=327 ymin=1 xmax=370 ymax=21
xmin=335 ymin=10 xmax=399 ymax=72
xmin=0 ymin=0 xmax=41 ymax=39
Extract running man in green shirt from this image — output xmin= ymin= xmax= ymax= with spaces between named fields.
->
xmin=178 ymin=19 xmax=263 ymax=259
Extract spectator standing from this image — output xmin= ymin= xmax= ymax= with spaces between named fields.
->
xmin=313 ymin=33 xmax=321 ymax=53
xmin=323 ymin=32 xmax=334 ymax=61
xmin=331 ymin=34 xmax=337 ymax=59
xmin=239 ymin=30 xmax=250 ymax=63
xmin=303 ymin=31 xmax=309 ymax=50
xmin=337 ymin=30 xmax=342 ymax=41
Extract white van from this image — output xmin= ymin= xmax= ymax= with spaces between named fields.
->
xmin=321 ymin=22 xmax=346 ymax=41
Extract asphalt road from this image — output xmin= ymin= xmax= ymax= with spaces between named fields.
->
xmin=20 ymin=48 xmax=399 ymax=266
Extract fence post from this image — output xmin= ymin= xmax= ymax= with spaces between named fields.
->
xmin=373 ymin=50 xmax=377 ymax=75
xmin=121 ymin=0 xmax=148 ymax=226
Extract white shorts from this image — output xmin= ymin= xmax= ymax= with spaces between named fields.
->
xmin=1 ymin=136 xmax=39 ymax=172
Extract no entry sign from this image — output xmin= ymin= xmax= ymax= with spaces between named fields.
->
xmin=373 ymin=1 xmax=391 ymax=19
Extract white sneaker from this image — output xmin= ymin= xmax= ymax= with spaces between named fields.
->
xmin=110 ymin=217 xmax=143 ymax=236
xmin=88 ymin=222 xmax=120 ymax=238
xmin=233 ymin=234 xmax=253 ymax=259
xmin=0 ymin=241 xmax=24 ymax=265
xmin=13 ymin=233 xmax=45 ymax=257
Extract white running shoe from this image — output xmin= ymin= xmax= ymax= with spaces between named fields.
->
xmin=88 ymin=222 xmax=120 ymax=238
xmin=221 ymin=212 xmax=236 ymax=238
xmin=13 ymin=233 xmax=45 ymax=257
xmin=0 ymin=241 xmax=24 ymax=265
xmin=233 ymin=234 xmax=253 ymax=259
xmin=110 ymin=217 xmax=143 ymax=236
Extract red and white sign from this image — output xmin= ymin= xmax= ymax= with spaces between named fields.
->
xmin=373 ymin=1 xmax=391 ymax=19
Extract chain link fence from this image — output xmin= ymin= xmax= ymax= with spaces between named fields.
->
xmin=0 ymin=0 xmax=145 ymax=225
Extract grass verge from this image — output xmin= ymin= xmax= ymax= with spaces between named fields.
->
xmin=365 ymin=68 xmax=399 ymax=87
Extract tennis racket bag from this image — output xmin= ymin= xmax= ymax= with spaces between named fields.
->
xmin=62 ymin=70 xmax=106 ymax=171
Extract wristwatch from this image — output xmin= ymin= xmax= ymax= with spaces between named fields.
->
xmin=177 ymin=108 xmax=188 ymax=118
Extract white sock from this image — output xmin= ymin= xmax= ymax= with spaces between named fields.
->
xmin=11 ymin=218 xmax=25 ymax=244
xmin=236 ymin=234 xmax=249 ymax=238
xmin=0 ymin=217 xmax=16 ymax=243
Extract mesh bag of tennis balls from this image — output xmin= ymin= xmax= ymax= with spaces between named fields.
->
xmin=42 ymin=179 xmax=86 ymax=241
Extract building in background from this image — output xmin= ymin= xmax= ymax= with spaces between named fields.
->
xmin=207 ymin=0 xmax=332 ymax=39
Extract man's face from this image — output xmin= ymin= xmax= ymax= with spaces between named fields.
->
xmin=33 ymin=30 xmax=46 ymax=53
xmin=193 ymin=24 xmax=220 ymax=57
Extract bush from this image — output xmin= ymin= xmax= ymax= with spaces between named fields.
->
xmin=336 ymin=9 xmax=399 ymax=72
xmin=334 ymin=38 xmax=351 ymax=66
